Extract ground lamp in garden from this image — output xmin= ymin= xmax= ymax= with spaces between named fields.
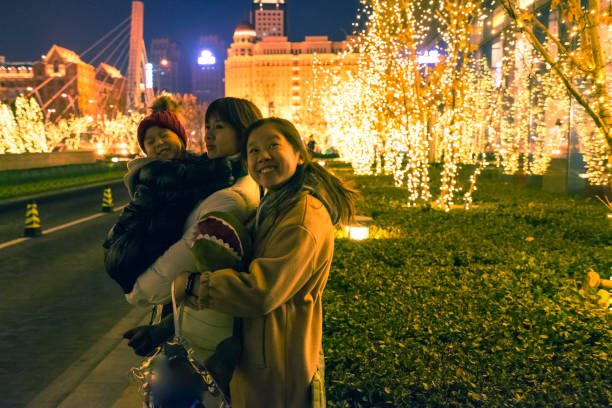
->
xmin=345 ymin=215 xmax=373 ymax=241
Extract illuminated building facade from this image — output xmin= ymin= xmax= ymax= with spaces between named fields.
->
xmin=192 ymin=35 xmax=226 ymax=103
xmin=150 ymin=38 xmax=183 ymax=94
xmin=95 ymin=63 xmax=127 ymax=116
xmin=0 ymin=45 xmax=125 ymax=120
xmin=225 ymin=21 xmax=357 ymax=121
xmin=251 ymin=0 xmax=286 ymax=38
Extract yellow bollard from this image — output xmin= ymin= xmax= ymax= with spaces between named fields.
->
xmin=101 ymin=186 xmax=114 ymax=212
xmin=24 ymin=202 xmax=42 ymax=237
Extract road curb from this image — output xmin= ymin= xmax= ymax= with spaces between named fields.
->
xmin=0 ymin=179 xmax=124 ymax=212
xmin=25 ymin=306 xmax=150 ymax=408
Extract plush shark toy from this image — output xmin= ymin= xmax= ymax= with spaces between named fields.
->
xmin=190 ymin=211 xmax=251 ymax=273
xmin=184 ymin=211 xmax=252 ymax=399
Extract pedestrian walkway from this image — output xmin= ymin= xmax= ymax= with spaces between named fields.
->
xmin=26 ymin=307 xmax=150 ymax=408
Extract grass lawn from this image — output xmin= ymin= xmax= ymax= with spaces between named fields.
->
xmin=0 ymin=162 xmax=126 ymax=199
xmin=324 ymin=167 xmax=612 ymax=407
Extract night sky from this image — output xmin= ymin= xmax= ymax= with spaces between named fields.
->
xmin=0 ymin=0 xmax=361 ymax=65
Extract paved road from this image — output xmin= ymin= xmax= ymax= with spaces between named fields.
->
xmin=0 ymin=185 xmax=136 ymax=407
xmin=0 ymin=183 xmax=130 ymax=243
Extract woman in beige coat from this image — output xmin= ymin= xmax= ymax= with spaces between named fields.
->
xmin=174 ymin=118 xmax=357 ymax=408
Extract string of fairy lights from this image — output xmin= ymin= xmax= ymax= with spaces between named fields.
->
xmin=301 ymin=0 xmax=610 ymax=210
xmin=0 ymin=95 xmax=143 ymax=154
xmin=499 ymin=0 xmax=611 ymax=183
xmin=2 ymin=1 xmax=609 ymax=197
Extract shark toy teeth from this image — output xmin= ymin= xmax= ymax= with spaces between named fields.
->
xmin=190 ymin=211 xmax=252 ymax=272
xmin=196 ymin=217 xmax=243 ymax=259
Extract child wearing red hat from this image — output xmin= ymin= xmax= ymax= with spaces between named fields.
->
xmin=137 ymin=97 xmax=188 ymax=160
xmin=103 ymin=96 xmax=235 ymax=299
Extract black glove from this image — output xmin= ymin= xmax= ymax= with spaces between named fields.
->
xmin=123 ymin=324 xmax=173 ymax=356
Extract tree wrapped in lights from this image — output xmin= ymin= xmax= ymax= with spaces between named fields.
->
xmin=352 ymin=0 xmax=436 ymax=202
xmin=310 ymin=59 xmax=380 ymax=175
xmin=432 ymin=0 xmax=491 ymax=210
xmin=577 ymin=101 xmax=610 ymax=185
xmin=45 ymin=116 xmax=91 ymax=152
xmin=297 ymin=66 xmax=338 ymax=154
xmin=494 ymin=29 xmax=576 ymax=176
xmin=92 ymin=112 xmax=143 ymax=155
xmin=528 ymin=68 xmax=569 ymax=175
xmin=313 ymin=0 xmax=506 ymax=208
xmin=498 ymin=0 xmax=611 ymax=185
xmin=0 ymin=103 xmax=19 ymax=154
xmin=458 ymin=58 xmax=497 ymax=165
xmin=13 ymin=95 xmax=46 ymax=153
xmin=175 ymin=93 xmax=207 ymax=154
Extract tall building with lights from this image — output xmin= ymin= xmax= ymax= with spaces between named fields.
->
xmin=192 ymin=35 xmax=226 ymax=103
xmin=251 ymin=0 xmax=286 ymax=38
xmin=150 ymin=38 xmax=182 ymax=93
xmin=225 ymin=21 xmax=358 ymax=122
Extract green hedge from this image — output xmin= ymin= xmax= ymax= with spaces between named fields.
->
xmin=324 ymin=173 xmax=612 ymax=407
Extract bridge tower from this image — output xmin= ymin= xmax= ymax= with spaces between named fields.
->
xmin=127 ymin=1 xmax=152 ymax=111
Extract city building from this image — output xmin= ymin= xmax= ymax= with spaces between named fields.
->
xmin=251 ymin=0 xmax=286 ymax=38
xmin=0 ymin=45 xmax=126 ymax=120
xmin=225 ymin=21 xmax=358 ymax=122
xmin=149 ymin=38 xmax=182 ymax=94
xmin=192 ymin=35 xmax=226 ymax=103
xmin=95 ymin=63 xmax=127 ymax=116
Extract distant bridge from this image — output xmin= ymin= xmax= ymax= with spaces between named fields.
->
xmin=20 ymin=1 xmax=153 ymax=119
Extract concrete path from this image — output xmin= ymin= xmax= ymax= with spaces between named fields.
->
xmin=26 ymin=307 xmax=149 ymax=408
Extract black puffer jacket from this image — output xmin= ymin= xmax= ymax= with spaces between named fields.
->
xmin=103 ymin=153 xmax=235 ymax=293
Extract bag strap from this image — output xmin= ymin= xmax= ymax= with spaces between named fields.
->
xmin=170 ymin=281 xmax=185 ymax=338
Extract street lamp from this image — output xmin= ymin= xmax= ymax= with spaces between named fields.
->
xmin=45 ymin=108 xmax=56 ymax=121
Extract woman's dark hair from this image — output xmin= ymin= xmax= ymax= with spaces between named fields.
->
xmin=205 ymin=97 xmax=263 ymax=147
xmin=243 ymin=117 xmax=357 ymax=225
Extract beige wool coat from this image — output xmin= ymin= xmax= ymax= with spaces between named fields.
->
xmin=195 ymin=193 xmax=334 ymax=408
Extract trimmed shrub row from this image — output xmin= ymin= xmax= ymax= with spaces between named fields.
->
xmin=0 ymin=162 xmax=126 ymax=199
xmin=0 ymin=161 xmax=127 ymax=185
xmin=324 ymin=171 xmax=612 ymax=407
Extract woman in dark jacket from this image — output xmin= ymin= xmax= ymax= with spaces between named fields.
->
xmin=103 ymin=97 xmax=236 ymax=298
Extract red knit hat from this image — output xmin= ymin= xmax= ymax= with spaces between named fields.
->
xmin=137 ymin=109 xmax=187 ymax=153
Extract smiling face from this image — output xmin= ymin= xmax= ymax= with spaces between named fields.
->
xmin=246 ymin=124 xmax=303 ymax=190
xmin=143 ymin=126 xmax=184 ymax=160
xmin=205 ymin=115 xmax=240 ymax=159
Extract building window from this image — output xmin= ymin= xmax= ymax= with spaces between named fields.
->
xmin=53 ymin=61 xmax=59 ymax=73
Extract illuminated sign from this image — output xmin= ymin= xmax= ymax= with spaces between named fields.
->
xmin=198 ymin=50 xmax=216 ymax=65
xmin=145 ymin=63 xmax=153 ymax=89
xmin=417 ymin=50 xmax=440 ymax=65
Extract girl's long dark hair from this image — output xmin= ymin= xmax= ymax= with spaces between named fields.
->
xmin=243 ymin=117 xmax=358 ymax=226
xmin=205 ymin=97 xmax=263 ymax=147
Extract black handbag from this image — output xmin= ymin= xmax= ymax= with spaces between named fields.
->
xmin=131 ymin=282 xmax=230 ymax=408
